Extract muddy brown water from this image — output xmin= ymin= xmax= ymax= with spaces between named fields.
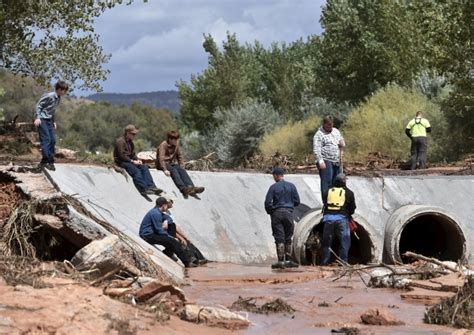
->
xmin=183 ymin=263 xmax=459 ymax=334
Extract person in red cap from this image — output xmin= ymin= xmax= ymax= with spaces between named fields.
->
xmin=113 ymin=124 xmax=162 ymax=199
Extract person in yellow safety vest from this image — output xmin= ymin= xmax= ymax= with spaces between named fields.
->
xmin=405 ymin=111 xmax=431 ymax=170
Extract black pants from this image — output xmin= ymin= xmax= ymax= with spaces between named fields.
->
xmin=410 ymin=136 xmax=428 ymax=170
xmin=270 ymin=208 xmax=294 ymax=245
xmin=167 ymin=163 xmax=194 ymax=192
xmin=167 ymin=223 xmax=206 ymax=262
xmin=143 ymin=234 xmax=190 ymax=266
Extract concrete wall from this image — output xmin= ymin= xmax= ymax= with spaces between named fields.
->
xmin=49 ymin=165 xmax=474 ymax=265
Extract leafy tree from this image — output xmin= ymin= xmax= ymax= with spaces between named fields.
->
xmin=210 ymin=99 xmax=280 ymax=166
xmin=0 ymin=0 xmax=137 ymax=91
xmin=317 ymin=0 xmax=425 ymax=103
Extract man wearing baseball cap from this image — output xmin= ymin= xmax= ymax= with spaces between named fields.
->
xmin=113 ymin=124 xmax=162 ymax=199
xmin=139 ymin=197 xmax=196 ymax=268
xmin=264 ymin=167 xmax=301 ymax=269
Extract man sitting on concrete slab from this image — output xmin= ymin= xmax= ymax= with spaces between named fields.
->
xmin=139 ymin=197 xmax=196 ymax=268
xmin=156 ymin=130 xmax=204 ymax=199
xmin=114 ymin=124 xmax=162 ymax=199
xmin=163 ymin=196 xmax=208 ymax=266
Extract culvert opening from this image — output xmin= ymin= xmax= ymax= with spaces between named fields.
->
xmin=303 ymin=222 xmax=374 ymax=265
xmin=399 ymin=214 xmax=465 ymax=263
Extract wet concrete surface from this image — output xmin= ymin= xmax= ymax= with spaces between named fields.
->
xmin=184 ymin=263 xmax=459 ymax=334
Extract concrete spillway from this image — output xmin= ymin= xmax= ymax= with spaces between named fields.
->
xmin=48 ymin=164 xmax=473 ymax=279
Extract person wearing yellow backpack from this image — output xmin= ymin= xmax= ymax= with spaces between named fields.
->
xmin=405 ymin=111 xmax=432 ymax=170
xmin=320 ymin=173 xmax=356 ymax=265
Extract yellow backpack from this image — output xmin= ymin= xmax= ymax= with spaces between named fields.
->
xmin=327 ymin=187 xmax=346 ymax=210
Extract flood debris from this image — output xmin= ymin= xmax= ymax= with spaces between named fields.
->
xmin=230 ymin=296 xmax=295 ymax=314
xmin=360 ymin=308 xmax=405 ymax=326
xmin=330 ymin=327 xmax=360 ymax=334
xmin=424 ymin=275 xmax=473 ymax=329
xmin=180 ymin=304 xmax=250 ymax=330
xmin=71 ymin=235 xmax=141 ymax=281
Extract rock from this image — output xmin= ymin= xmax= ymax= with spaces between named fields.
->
xmin=360 ymin=308 xmax=405 ymax=326
xmin=137 ymin=151 xmax=156 ymax=163
xmin=55 ymin=148 xmax=76 ymax=160
xmin=132 ymin=280 xmax=185 ymax=303
xmin=71 ymin=235 xmax=141 ymax=280
xmin=33 ymin=214 xmax=63 ymax=230
xmin=180 ymin=304 xmax=250 ymax=329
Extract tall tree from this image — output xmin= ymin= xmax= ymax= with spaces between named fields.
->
xmin=0 ymin=0 xmax=135 ymax=91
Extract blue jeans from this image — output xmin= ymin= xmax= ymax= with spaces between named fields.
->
xmin=320 ymin=217 xmax=350 ymax=264
xmin=167 ymin=163 xmax=193 ymax=193
xmin=38 ymin=119 xmax=56 ymax=164
xmin=120 ymin=162 xmax=156 ymax=192
xmin=318 ymin=159 xmax=341 ymax=200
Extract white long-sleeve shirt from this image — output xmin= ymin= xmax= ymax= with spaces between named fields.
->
xmin=313 ymin=127 xmax=345 ymax=163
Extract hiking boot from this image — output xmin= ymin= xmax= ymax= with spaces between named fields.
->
xmin=45 ymin=163 xmax=56 ymax=171
xmin=271 ymin=243 xmax=286 ymax=269
xmin=284 ymin=243 xmax=299 ymax=268
xmin=185 ymin=262 xmax=198 ymax=268
xmin=197 ymin=259 xmax=208 ymax=265
xmin=182 ymin=186 xmax=194 ymax=197
xmin=193 ymin=186 xmax=205 ymax=194
xmin=139 ymin=192 xmax=153 ymax=202
xmin=271 ymin=261 xmax=286 ymax=269
xmin=37 ymin=162 xmax=47 ymax=170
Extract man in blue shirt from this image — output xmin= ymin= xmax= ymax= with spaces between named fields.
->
xmin=320 ymin=173 xmax=356 ymax=265
xmin=139 ymin=197 xmax=195 ymax=268
xmin=34 ymin=81 xmax=69 ymax=171
xmin=264 ymin=167 xmax=301 ymax=269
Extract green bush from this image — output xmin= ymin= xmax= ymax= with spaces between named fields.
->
xmin=259 ymin=115 xmax=321 ymax=160
xmin=344 ymin=84 xmax=448 ymax=162
xmin=211 ymin=99 xmax=280 ymax=166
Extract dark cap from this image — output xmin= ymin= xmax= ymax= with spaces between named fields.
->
xmin=272 ymin=167 xmax=284 ymax=176
xmin=124 ymin=124 xmax=139 ymax=134
xmin=155 ymin=197 xmax=168 ymax=207
xmin=334 ymin=173 xmax=346 ymax=185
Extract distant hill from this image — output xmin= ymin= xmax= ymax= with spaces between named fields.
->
xmin=86 ymin=90 xmax=180 ymax=113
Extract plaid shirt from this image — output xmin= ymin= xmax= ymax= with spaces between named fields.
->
xmin=313 ymin=127 xmax=344 ymax=163
xmin=35 ymin=91 xmax=61 ymax=120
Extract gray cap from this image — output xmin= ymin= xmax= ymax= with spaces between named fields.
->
xmin=272 ymin=167 xmax=284 ymax=176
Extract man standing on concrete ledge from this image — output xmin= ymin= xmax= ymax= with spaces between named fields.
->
xmin=113 ymin=124 xmax=162 ymax=199
xmin=405 ymin=111 xmax=431 ymax=170
xmin=313 ymin=115 xmax=345 ymax=201
xmin=156 ymin=130 xmax=205 ymax=199
xmin=320 ymin=173 xmax=356 ymax=265
xmin=264 ymin=167 xmax=301 ymax=269
xmin=34 ymin=81 xmax=69 ymax=171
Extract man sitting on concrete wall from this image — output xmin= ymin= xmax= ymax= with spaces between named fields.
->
xmin=156 ymin=130 xmax=205 ymax=199
xmin=139 ymin=197 xmax=196 ymax=268
xmin=114 ymin=124 xmax=162 ymax=199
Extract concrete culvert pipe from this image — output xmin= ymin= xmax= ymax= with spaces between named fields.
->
xmin=293 ymin=210 xmax=378 ymax=265
xmin=385 ymin=205 xmax=467 ymax=264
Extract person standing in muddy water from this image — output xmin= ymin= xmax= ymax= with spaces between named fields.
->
xmin=320 ymin=173 xmax=356 ymax=265
xmin=34 ymin=81 xmax=69 ymax=171
xmin=264 ymin=167 xmax=301 ymax=269
xmin=313 ymin=115 xmax=345 ymax=201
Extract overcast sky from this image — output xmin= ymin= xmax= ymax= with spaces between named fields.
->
xmin=83 ymin=0 xmax=325 ymax=95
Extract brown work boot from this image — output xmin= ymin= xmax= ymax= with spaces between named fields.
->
xmin=193 ymin=186 xmax=205 ymax=194
xmin=182 ymin=186 xmax=194 ymax=197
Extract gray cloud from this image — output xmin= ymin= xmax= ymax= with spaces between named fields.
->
xmin=84 ymin=0 xmax=325 ymax=94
